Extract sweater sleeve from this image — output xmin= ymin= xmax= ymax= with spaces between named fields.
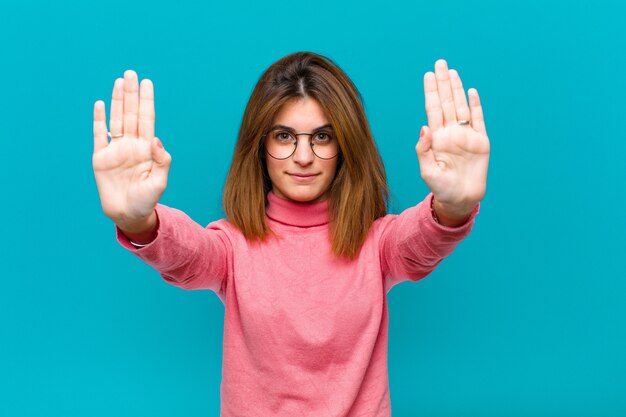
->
xmin=380 ymin=192 xmax=480 ymax=292
xmin=115 ymin=203 xmax=232 ymax=295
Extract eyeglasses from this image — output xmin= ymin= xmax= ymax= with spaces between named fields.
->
xmin=263 ymin=127 xmax=339 ymax=160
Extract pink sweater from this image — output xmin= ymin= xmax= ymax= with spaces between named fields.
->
xmin=116 ymin=192 xmax=479 ymax=416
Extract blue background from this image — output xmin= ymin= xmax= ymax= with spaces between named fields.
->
xmin=1 ymin=0 xmax=625 ymax=415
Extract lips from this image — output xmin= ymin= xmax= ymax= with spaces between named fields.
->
xmin=287 ymin=172 xmax=320 ymax=182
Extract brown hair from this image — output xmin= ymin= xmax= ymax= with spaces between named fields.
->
xmin=223 ymin=52 xmax=388 ymax=258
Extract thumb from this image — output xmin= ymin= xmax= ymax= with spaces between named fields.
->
xmin=150 ymin=137 xmax=172 ymax=184
xmin=415 ymin=126 xmax=436 ymax=174
xmin=151 ymin=137 xmax=171 ymax=166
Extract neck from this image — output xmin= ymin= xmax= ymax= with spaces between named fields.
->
xmin=265 ymin=192 xmax=330 ymax=227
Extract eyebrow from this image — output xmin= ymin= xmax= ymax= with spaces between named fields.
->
xmin=269 ymin=123 xmax=333 ymax=132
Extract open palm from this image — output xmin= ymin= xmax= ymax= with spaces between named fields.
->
xmin=416 ymin=59 xmax=490 ymax=212
xmin=92 ymin=70 xmax=171 ymax=230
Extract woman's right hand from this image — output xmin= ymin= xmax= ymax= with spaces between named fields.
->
xmin=92 ymin=70 xmax=172 ymax=234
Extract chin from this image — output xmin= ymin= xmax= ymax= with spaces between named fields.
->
xmin=289 ymin=192 xmax=324 ymax=203
xmin=278 ymin=187 xmax=328 ymax=203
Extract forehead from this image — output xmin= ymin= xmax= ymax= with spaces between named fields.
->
xmin=272 ymin=97 xmax=329 ymax=129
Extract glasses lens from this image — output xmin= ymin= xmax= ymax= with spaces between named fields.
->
xmin=310 ymin=132 xmax=338 ymax=159
xmin=265 ymin=130 xmax=296 ymax=159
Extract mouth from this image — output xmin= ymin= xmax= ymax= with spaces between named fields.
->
xmin=287 ymin=172 xmax=320 ymax=182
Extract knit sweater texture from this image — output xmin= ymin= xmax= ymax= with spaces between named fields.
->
xmin=116 ymin=192 xmax=479 ymax=416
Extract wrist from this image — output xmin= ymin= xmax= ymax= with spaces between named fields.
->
xmin=117 ymin=210 xmax=159 ymax=244
xmin=431 ymin=197 xmax=476 ymax=227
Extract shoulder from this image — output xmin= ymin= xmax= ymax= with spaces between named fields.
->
xmin=371 ymin=213 xmax=398 ymax=233
xmin=368 ymin=196 xmax=433 ymax=247
xmin=205 ymin=217 xmax=242 ymax=242
xmin=362 ymin=213 xmax=400 ymax=247
xmin=206 ymin=217 xmax=237 ymax=232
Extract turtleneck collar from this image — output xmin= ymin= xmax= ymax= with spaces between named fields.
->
xmin=265 ymin=192 xmax=330 ymax=227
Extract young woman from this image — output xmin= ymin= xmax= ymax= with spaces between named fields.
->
xmin=92 ymin=52 xmax=490 ymax=416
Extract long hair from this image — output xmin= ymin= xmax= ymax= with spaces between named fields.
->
xmin=223 ymin=52 xmax=388 ymax=258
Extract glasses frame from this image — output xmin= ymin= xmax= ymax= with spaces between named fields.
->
xmin=262 ymin=129 xmax=339 ymax=160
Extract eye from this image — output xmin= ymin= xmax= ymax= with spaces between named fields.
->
xmin=313 ymin=132 xmax=333 ymax=143
xmin=273 ymin=131 xmax=294 ymax=142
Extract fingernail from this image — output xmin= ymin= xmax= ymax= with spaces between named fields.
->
xmin=420 ymin=127 xmax=425 ymax=138
xmin=155 ymin=138 xmax=163 ymax=148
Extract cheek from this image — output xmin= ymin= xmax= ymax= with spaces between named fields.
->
xmin=266 ymin=158 xmax=285 ymax=184
xmin=323 ymin=160 xmax=338 ymax=180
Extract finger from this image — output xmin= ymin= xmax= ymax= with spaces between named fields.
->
xmin=138 ymin=79 xmax=155 ymax=141
xmin=150 ymin=137 xmax=171 ymax=188
xmin=93 ymin=100 xmax=108 ymax=152
xmin=424 ymin=72 xmax=443 ymax=131
xmin=435 ymin=59 xmax=457 ymax=126
xmin=415 ymin=126 xmax=436 ymax=177
xmin=151 ymin=137 xmax=170 ymax=165
xmin=468 ymin=88 xmax=487 ymax=135
xmin=123 ymin=70 xmax=139 ymax=137
xmin=110 ymin=78 xmax=124 ymax=137
xmin=449 ymin=69 xmax=471 ymax=124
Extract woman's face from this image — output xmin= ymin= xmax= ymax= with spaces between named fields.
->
xmin=265 ymin=97 xmax=338 ymax=203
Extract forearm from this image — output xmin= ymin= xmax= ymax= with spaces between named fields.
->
xmin=381 ymin=193 xmax=479 ymax=281
xmin=115 ymin=204 xmax=230 ymax=292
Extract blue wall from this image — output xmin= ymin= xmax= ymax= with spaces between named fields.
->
xmin=1 ymin=0 xmax=624 ymax=415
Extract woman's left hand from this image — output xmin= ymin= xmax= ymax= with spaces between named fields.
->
xmin=416 ymin=59 xmax=490 ymax=219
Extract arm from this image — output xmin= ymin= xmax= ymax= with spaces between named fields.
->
xmin=116 ymin=204 xmax=231 ymax=294
xmin=380 ymin=193 xmax=479 ymax=289
xmin=381 ymin=59 xmax=488 ymax=291
xmin=93 ymin=71 xmax=229 ymax=294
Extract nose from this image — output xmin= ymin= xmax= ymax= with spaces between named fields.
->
xmin=292 ymin=136 xmax=315 ymax=166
